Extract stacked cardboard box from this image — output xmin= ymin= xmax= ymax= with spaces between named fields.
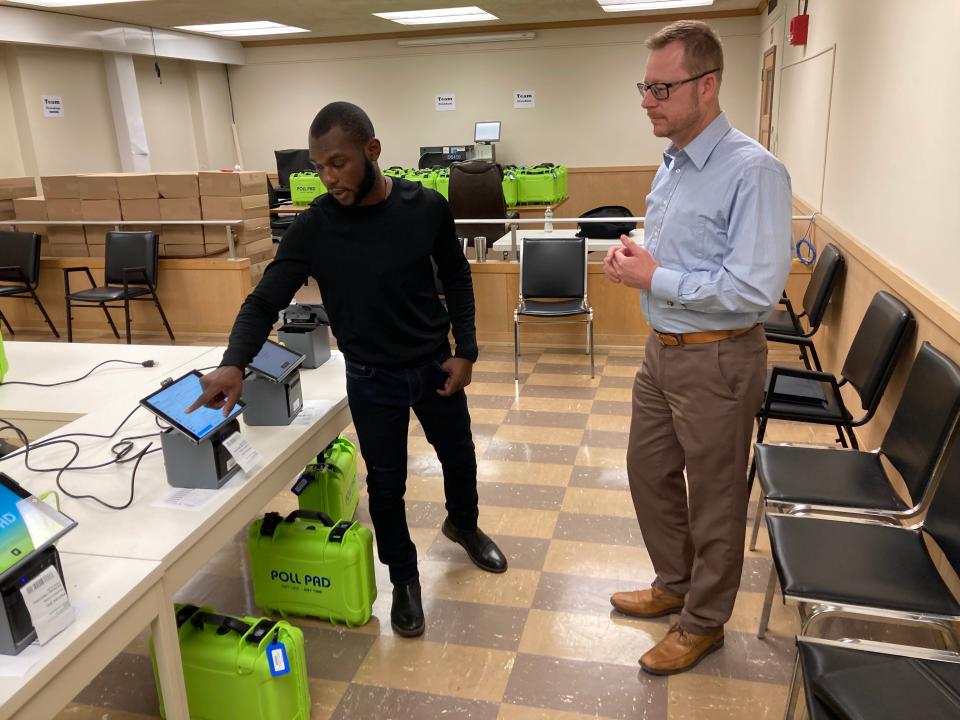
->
xmin=199 ymin=171 xmax=272 ymax=270
xmin=157 ymin=172 xmax=204 ymax=256
xmin=0 ymin=177 xmax=37 ymax=225
xmin=40 ymin=174 xmax=123 ymax=256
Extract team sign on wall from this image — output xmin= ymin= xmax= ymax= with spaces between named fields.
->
xmin=433 ymin=91 xmax=535 ymax=111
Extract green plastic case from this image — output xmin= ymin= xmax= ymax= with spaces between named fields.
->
xmin=150 ymin=604 xmax=311 ymax=720
xmin=289 ymin=172 xmax=325 ymax=205
xmin=295 ymin=436 xmax=359 ymax=522
xmin=517 ymin=167 xmax=557 ymax=204
xmin=502 ymin=168 xmax=519 ymax=207
xmin=248 ymin=510 xmax=377 ymax=627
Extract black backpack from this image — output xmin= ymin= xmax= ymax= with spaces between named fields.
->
xmin=576 ymin=205 xmax=636 ymax=239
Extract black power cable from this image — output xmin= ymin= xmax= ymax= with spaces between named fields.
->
xmin=0 ymin=359 xmax=157 ymax=388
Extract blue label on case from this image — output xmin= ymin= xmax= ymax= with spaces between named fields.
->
xmin=267 ymin=641 xmax=290 ymax=677
xmin=290 ymin=475 xmax=310 ymax=496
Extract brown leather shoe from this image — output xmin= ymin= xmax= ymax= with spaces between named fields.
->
xmin=640 ymin=623 xmax=724 ymax=675
xmin=610 ymin=586 xmax=684 ymax=618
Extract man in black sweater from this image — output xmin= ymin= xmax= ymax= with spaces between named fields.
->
xmin=188 ymin=101 xmax=507 ymax=637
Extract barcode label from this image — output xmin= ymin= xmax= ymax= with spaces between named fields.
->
xmin=24 ymin=574 xmax=47 ymax=595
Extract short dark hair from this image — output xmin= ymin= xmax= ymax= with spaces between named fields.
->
xmin=309 ymin=101 xmax=375 ymax=147
xmin=646 ymin=20 xmax=724 ymax=84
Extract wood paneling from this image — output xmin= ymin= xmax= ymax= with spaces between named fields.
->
xmin=0 ymin=257 xmax=252 ymax=335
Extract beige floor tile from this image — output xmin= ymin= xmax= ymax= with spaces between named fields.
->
xmin=603 ymin=364 xmax=640 ymax=377
xmin=511 ymin=397 xmax=594 ymax=414
xmin=470 ymin=381 xmax=521 ymax=396
xmin=525 ymin=373 xmax=600 ymax=388
xmin=561 ymin=487 xmax=635 ymax=518
xmin=308 ymin=679 xmax=350 ymax=720
xmin=575 ymin=446 xmax=628 ymax=469
xmin=667 ymin=674 xmax=789 ymax=720
xmin=535 ymin=354 xmax=598 ymax=366
xmin=56 ymin=706 xmax=157 ymax=720
xmin=353 ymin=636 xmax=515 ymax=702
xmin=402 ymin=476 xmax=445 ymax=502
xmin=474 ymin=360 xmax=536 ymax=373
xmin=477 ymin=460 xmax=572 ymax=487
xmin=586 ymin=414 xmax=632 ymax=432
xmin=594 ymin=388 xmax=633 ymax=402
xmin=519 ymin=608 xmax=660 ymax=667
xmin=498 ymin=704 xmax=615 ymax=720
xmin=726 ymin=588 xmax=800 ymax=637
xmin=418 ymin=560 xmax=541 ymax=607
xmin=544 ymin=539 xmax=654 ymax=581
xmin=469 ymin=407 xmax=510 ymax=425
xmin=474 ymin=436 xmax=493 ymax=456
xmin=476 ymin=505 xmax=559 ymax=538
xmin=494 ymin=425 xmax=585 ymax=446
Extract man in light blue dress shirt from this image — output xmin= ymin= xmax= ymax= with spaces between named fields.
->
xmin=603 ymin=20 xmax=792 ymax=675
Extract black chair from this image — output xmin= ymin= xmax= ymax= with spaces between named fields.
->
xmin=448 ymin=160 xmax=511 ymax=257
xmin=788 ymin=637 xmax=960 ymax=720
xmin=748 ymin=291 xmax=915 ymax=491
xmin=64 ymin=231 xmax=174 ymax=344
xmin=756 ymin=410 xmax=960 ymax=646
xmin=267 ymin=181 xmax=294 ymax=241
xmin=765 ymin=243 xmax=844 ymax=371
xmin=0 ymin=231 xmax=59 ymax=337
xmin=514 ymin=236 xmax=593 ymax=380
xmin=750 ymin=342 xmax=960 ymax=549
xmin=274 ymin=149 xmax=312 ymax=190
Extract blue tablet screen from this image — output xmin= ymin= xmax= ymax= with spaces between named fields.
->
xmin=145 ymin=373 xmax=242 ymax=440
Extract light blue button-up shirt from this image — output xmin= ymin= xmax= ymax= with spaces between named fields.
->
xmin=641 ymin=112 xmax=793 ymax=333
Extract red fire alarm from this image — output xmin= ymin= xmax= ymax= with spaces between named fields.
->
xmin=789 ymin=14 xmax=809 ymax=45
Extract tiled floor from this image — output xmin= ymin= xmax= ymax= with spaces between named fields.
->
xmin=26 ymin=329 xmax=833 ymax=719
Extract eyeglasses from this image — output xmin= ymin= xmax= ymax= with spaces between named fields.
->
xmin=637 ymin=67 xmax=721 ymax=101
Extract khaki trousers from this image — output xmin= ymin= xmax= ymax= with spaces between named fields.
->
xmin=627 ymin=326 xmax=767 ymax=634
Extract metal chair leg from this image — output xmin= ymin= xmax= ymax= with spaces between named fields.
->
xmin=845 ymin=424 xmax=859 ymax=449
xmin=749 ymin=492 xmax=766 ymax=551
xmin=0 ymin=310 xmax=14 ymax=337
xmin=835 ymin=425 xmax=849 ymax=448
xmin=152 ymin=288 xmax=175 ymax=342
xmin=758 ymin=564 xmax=778 ymax=639
xmin=65 ymin=297 xmax=73 ymax=343
xmin=748 ymin=416 xmax=769 ymax=493
xmin=30 ymin=287 xmax=59 ymax=338
xmin=101 ymin=302 xmax=120 ymax=339
xmin=123 ymin=297 xmax=132 ymax=344
xmin=514 ymin=318 xmax=520 ymax=381
xmin=808 ymin=342 xmax=824 ymax=372
xmin=588 ymin=318 xmax=594 ymax=378
xmin=783 ymin=653 xmax=804 ymax=720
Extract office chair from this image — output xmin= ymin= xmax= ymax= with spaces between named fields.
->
xmin=448 ymin=160 xmax=510 ymax=257
xmin=267 ymin=181 xmax=294 ymax=241
xmin=0 ymin=230 xmax=59 ymax=337
xmin=765 ymin=243 xmax=845 ymax=371
xmin=274 ymin=149 xmax=312 ymax=189
xmin=514 ymin=236 xmax=593 ymax=380
xmin=64 ymin=231 xmax=174 ymax=344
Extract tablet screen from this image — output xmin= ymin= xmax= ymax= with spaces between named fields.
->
xmin=140 ymin=371 xmax=244 ymax=443
xmin=0 ymin=473 xmax=76 ymax=577
xmin=248 ymin=339 xmax=304 ymax=382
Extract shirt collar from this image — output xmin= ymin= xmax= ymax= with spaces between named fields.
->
xmin=662 ymin=112 xmax=732 ymax=172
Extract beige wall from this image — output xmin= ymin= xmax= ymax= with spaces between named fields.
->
xmin=191 ymin=63 xmax=238 ymax=170
xmin=134 ymin=55 xmax=199 ymax=172
xmin=0 ymin=49 xmax=25 ymax=177
xmin=230 ymin=17 xmax=762 ymax=171
xmin=768 ymin=0 xmax=960 ymax=309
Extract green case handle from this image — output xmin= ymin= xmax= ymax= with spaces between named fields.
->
xmin=189 ymin=611 xmax=253 ymax=637
xmin=284 ymin=509 xmax=335 ymax=526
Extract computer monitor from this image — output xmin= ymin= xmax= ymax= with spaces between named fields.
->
xmin=274 ymin=149 xmax=313 ymax=189
xmin=474 ymin=121 xmax=501 ymax=144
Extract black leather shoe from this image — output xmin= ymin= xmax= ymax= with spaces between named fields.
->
xmin=441 ymin=518 xmax=508 ymax=573
xmin=391 ymin=578 xmax=425 ymax=638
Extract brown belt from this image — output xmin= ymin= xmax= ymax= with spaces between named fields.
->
xmin=654 ymin=324 xmax=759 ymax=347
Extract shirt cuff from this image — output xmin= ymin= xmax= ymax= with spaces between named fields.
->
xmin=650 ymin=267 xmax=684 ymax=302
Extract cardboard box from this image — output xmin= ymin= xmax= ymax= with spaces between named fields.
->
xmin=160 ymin=243 xmax=205 ymax=257
xmin=83 ymin=226 xmax=107 ymax=245
xmin=202 ymin=241 xmax=229 ymax=256
xmin=50 ymin=244 xmax=90 ymax=258
xmin=76 ymin=174 xmax=119 ymax=199
xmin=46 ymin=199 xmax=83 ymax=221
xmin=250 ymin=260 xmax=271 ymax=282
xmin=159 ymin=197 xmax=201 ymax=221
xmin=81 ymin=199 xmax=121 ymax=221
xmin=87 ymin=244 xmax=105 ymax=258
xmin=117 ymin=173 xmax=159 ymax=200
xmin=120 ymin=199 xmax=160 ymax=221
xmin=237 ymin=236 xmax=274 ymax=257
xmin=40 ymin=175 xmax=81 ymax=199
xmin=0 ymin=200 xmax=13 ymax=214
xmin=18 ymin=223 xmax=47 ymax=237
xmin=12 ymin=197 xmax=47 ymax=220
xmin=156 ymin=173 xmax=199 ymax=198
xmin=201 ymin=194 xmax=269 ymax=220
xmin=48 ymin=226 xmax=86 ymax=245
xmin=0 ymin=177 xmax=37 ymax=200
xmin=160 ymin=225 xmax=204 ymax=245
xmin=199 ymin=170 xmax=268 ymax=197
xmin=247 ymin=249 xmax=276 ymax=265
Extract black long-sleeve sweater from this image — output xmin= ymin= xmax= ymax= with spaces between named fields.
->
xmin=221 ymin=178 xmax=478 ymax=369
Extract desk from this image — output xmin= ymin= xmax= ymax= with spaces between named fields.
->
xmin=269 ymin=205 xmax=309 ymax=215
xmin=0 ymin=345 xmax=352 ymax=719
xmin=492 ymin=227 xmax=645 ymax=253
xmin=0 ymin=343 xmax=222 ymax=440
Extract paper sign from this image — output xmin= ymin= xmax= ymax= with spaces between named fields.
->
xmin=152 ymin=486 xmax=222 ymax=512
xmin=20 ymin=565 xmax=74 ymax=645
xmin=291 ymin=399 xmax=336 ymax=427
xmin=42 ymin=96 xmax=64 ymax=118
xmin=513 ymin=90 xmax=535 ymax=109
xmin=435 ymin=93 xmax=456 ymax=112
xmin=221 ymin=432 xmax=263 ymax=474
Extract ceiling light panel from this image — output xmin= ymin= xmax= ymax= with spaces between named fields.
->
xmin=374 ymin=6 xmax=497 ymax=26
xmin=598 ymin=0 xmax=714 ymax=12
xmin=173 ymin=21 xmax=308 ymax=38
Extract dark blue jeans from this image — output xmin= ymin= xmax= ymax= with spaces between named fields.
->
xmin=345 ymin=351 xmax=479 ymax=585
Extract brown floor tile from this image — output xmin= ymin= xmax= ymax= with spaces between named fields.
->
xmin=309 ymin=679 xmax=350 ymax=720
xmin=531 ymin=362 xmax=596 ymax=375
xmin=418 ymin=597 xmax=529 ymax=651
xmin=351 ymin=637 xmax=515 ymax=702
xmin=582 ymin=428 xmax=631 ymax=449
xmin=174 ymin=572 xmax=254 ymax=618
xmin=740 ymin=555 xmax=775 ymax=593
xmin=667 ymin=674 xmax=789 ymax=720
xmin=526 ymin=373 xmax=599 ymax=389
xmin=484 ymin=438 xmax=579 ymax=465
xmin=300 ymin=624 xmax=380 ymax=682
xmin=498 ymin=703 xmax=616 ymax=720
xmin=569 ymin=465 xmax=630 ymax=491
xmin=531 ymin=572 xmax=664 ymax=618
xmin=685 ymin=630 xmax=796 ymax=686
xmin=603 ymin=355 xmax=644 ymax=367
xmin=552 ymin=512 xmax=644 ymax=548
xmin=473 ymin=370 xmax=527 ymax=383
xmin=519 ymin=384 xmax=597 ymax=400
xmin=469 ymin=407 xmax=510 ymax=425
xmin=331 ymin=684 xmax=500 ymax=720
xmin=419 ymin=560 xmax=541 ymax=608
xmin=519 ymin=608 xmax=662 ymax=667
xmin=426 ymin=533 xmax=551 ymax=571
xmin=57 ymin=706 xmax=158 ymax=720
xmin=502 ymin=409 xmax=590 ymax=429
xmin=590 ymin=400 xmax=633 ymax=416
xmin=469 ymin=394 xmax=517 ymax=409
xmin=510 ymin=396 xmax=594 ymax=413
xmin=503 ymin=654 xmax=667 ymax=720
xmin=72 ymin=653 xmax=160 ymax=716
xmin=599 ymin=375 xmax=635 ymax=389
xmin=494 ymin=424 xmax=585 ymax=446
xmin=477 ymin=481 xmax=567 ymax=511
xmin=470 ymin=381 xmax=521 ymax=397
xmin=544 ymin=539 xmax=654 ymax=581
xmin=357 ymin=499 xmax=447 ymax=529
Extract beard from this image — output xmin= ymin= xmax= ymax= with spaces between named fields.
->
xmin=353 ymin=157 xmax=378 ymax=204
